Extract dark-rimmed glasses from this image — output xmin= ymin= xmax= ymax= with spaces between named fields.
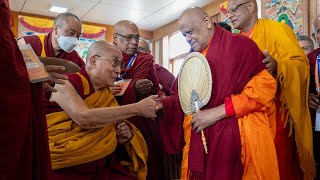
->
xmin=94 ymin=55 xmax=124 ymax=68
xmin=227 ymin=2 xmax=249 ymax=14
xmin=115 ymin=33 xmax=140 ymax=42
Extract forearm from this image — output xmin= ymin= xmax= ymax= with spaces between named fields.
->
xmin=51 ymin=81 xmax=141 ymax=129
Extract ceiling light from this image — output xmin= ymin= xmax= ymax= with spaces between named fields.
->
xmin=49 ymin=5 xmax=68 ymax=13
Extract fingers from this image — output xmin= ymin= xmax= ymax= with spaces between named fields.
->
xmin=262 ymin=56 xmax=270 ymax=64
xmin=155 ymin=103 xmax=163 ymax=111
xmin=309 ymin=93 xmax=319 ymax=110
xmin=263 ymin=50 xmax=270 ymax=58
xmin=44 ymin=83 xmax=57 ymax=92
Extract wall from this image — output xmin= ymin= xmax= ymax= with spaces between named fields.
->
xmin=10 ymin=11 xmax=153 ymax=41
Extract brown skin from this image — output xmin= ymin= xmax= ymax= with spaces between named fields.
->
xmin=138 ymin=39 xmax=151 ymax=54
xmin=112 ymin=20 xmax=153 ymax=96
xmin=50 ymin=41 xmax=158 ymax=145
xmin=227 ymin=0 xmax=277 ymax=77
xmin=156 ymin=7 xmax=227 ymax=132
xmin=299 ymin=40 xmax=313 ymax=55
xmin=52 ymin=16 xmax=82 ymax=56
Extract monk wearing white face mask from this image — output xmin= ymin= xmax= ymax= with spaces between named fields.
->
xmin=19 ymin=13 xmax=85 ymax=68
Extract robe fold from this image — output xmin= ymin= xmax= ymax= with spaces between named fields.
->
xmin=116 ymin=52 xmax=164 ymax=180
xmin=247 ymin=19 xmax=315 ymax=179
xmin=0 ymin=1 xmax=51 ymax=179
xmin=153 ymin=64 xmax=175 ymax=96
xmin=46 ymin=68 xmax=148 ymax=180
xmin=24 ymin=32 xmax=85 ymax=68
xmin=159 ymin=25 xmax=278 ymax=180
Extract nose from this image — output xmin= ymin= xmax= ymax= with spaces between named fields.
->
xmin=131 ymin=37 xmax=139 ymax=45
xmin=115 ymin=66 xmax=121 ymax=74
xmin=185 ymin=34 xmax=192 ymax=44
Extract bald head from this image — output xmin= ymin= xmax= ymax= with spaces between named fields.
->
xmin=113 ymin=20 xmax=140 ymax=55
xmin=227 ymin=0 xmax=258 ymax=33
xmin=178 ymin=7 xmax=213 ymax=52
xmin=138 ymin=39 xmax=151 ymax=53
xmin=86 ymin=41 xmax=122 ymax=64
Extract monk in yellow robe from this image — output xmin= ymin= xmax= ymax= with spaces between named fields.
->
xmin=47 ymin=40 xmax=158 ymax=179
xmin=227 ymin=0 xmax=315 ymax=179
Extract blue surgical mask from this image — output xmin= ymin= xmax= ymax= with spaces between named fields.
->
xmin=57 ymin=35 xmax=78 ymax=53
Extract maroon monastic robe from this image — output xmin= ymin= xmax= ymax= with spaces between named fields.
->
xmin=0 ymin=1 xmax=51 ymax=179
xmin=159 ymin=25 xmax=266 ymax=180
xmin=307 ymin=48 xmax=320 ymax=178
xmin=46 ymin=67 xmax=136 ymax=180
xmin=24 ymin=32 xmax=85 ymax=68
xmin=116 ymin=52 xmax=164 ymax=180
xmin=154 ymin=64 xmax=175 ymax=96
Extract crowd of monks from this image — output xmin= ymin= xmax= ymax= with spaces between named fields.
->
xmin=2 ymin=0 xmax=320 ymax=179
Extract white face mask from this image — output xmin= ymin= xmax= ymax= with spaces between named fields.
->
xmin=57 ymin=35 xmax=78 ymax=53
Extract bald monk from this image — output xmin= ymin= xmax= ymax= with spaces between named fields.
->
xmin=227 ymin=0 xmax=315 ymax=179
xmin=112 ymin=20 xmax=164 ymax=180
xmin=138 ymin=39 xmax=175 ymax=96
xmin=19 ymin=12 xmax=85 ymax=68
xmin=156 ymin=7 xmax=278 ymax=180
xmin=47 ymin=40 xmax=158 ymax=179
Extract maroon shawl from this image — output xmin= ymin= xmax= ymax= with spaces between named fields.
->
xmin=0 ymin=1 xmax=51 ymax=179
xmin=154 ymin=64 xmax=175 ymax=96
xmin=160 ymin=25 xmax=266 ymax=180
xmin=116 ymin=52 xmax=164 ymax=180
xmin=24 ymin=32 xmax=85 ymax=68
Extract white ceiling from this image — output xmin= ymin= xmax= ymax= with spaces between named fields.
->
xmin=9 ymin=0 xmax=215 ymax=31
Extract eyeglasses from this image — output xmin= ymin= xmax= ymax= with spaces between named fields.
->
xmin=115 ymin=33 xmax=140 ymax=42
xmin=94 ymin=55 xmax=124 ymax=68
xmin=227 ymin=2 xmax=249 ymax=14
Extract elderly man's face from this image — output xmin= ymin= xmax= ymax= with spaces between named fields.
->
xmin=91 ymin=48 xmax=123 ymax=87
xmin=226 ymin=0 xmax=251 ymax=30
xmin=179 ymin=16 xmax=212 ymax=52
xmin=114 ymin=26 xmax=140 ymax=56
xmin=54 ymin=17 xmax=82 ymax=39
xmin=299 ymin=40 xmax=313 ymax=55
xmin=138 ymin=40 xmax=150 ymax=53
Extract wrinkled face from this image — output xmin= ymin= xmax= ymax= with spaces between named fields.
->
xmin=90 ymin=48 xmax=123 ymax=87
xmin=53 ymin=16 xmax=82 ymax=41
xmin=226 ymin=0 xmax=251 ymax=30
xmin=299 ymin=40 xmax=313 ymax=55
xmin=114 ymin=26 xmax=140 ymax=55
xmin=179 ymin=15 xmax=212 ymax=52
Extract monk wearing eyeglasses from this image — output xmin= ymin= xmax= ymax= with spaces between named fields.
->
xmin=227 ymin=0 xmax=315 ymax=179
xmin=112 ymin=20 xmax=165 ymax=180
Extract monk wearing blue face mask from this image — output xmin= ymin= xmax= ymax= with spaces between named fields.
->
xmin=20 ymin=13 xmax=85 ymax=68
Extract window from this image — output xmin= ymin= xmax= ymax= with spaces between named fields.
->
xmin=168 ymin=31 xmax=190 ymax=76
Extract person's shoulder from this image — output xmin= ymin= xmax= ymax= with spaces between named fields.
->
xmin=137 ymin=52 xmax=154 ymax=65
xmin=308 ymin=48 xmax=320 ymax=60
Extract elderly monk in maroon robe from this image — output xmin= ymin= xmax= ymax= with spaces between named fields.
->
xmin=19 ymin=12 xmax=85 ymax=68
xmin=0 ymin=0 xmax=60 ymax=179
xmin=112 ymin=20 xmax=164 ymax=180
xmin=47 ymin=41 xmax=158 ymax=179
xmin=138 ymin=39 xmax=175 ymax=96
xmin=156 ymin=7 xmax=278 ymax=180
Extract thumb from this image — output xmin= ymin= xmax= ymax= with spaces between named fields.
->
xmin=148 ymin=95 xmax=159 ymax=100
xmin=263 ymin=50 xmax=269 ymax=57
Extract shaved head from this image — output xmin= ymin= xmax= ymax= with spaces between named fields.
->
xmin=86 ymin=41 xmax=121 ymax=64
xmin=138 ymin=39 xmax=150 ymax=53
xmin=227 ymin=0 xmax=258 ymax=33
xmin=113 ymin=20 xmax=140 ymax=55
xmin=86 ymin=40 xmax=123 ymax=89
xmin=178 ymin=7 xmax=213 ymax=52
xmin=313 ymin=15 xmax=320 ymax=47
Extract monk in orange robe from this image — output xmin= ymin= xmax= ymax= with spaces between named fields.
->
xmin=156 ymin=7 xmax=278 ymax=180
xmin=112 ymin=20 xmax=165 ymax=180
xmin=47 ymin=41 xmax=158 ymax=179
xmin=19 ymin=13 xmax=85 ymax=68
xmin=227 ymin=0 xmax=315 ymax=179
